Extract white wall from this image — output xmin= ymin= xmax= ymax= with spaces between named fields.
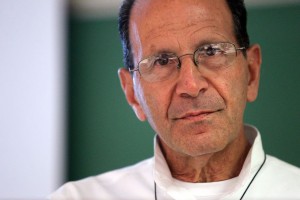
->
xmin=0 ymin=0 xmax=66 ymax=198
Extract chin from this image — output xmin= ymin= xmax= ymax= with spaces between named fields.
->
xmin=172 ymin=134 xmax=230 ymax=157
xmin=184 ymin=144 xmax=227 ymax=157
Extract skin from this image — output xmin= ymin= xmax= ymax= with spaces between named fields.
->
xmin=118 ymin=0 xmax=262 ymax=183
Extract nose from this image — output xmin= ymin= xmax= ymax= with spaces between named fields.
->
xmin=175 ymin=55 xmax=209 ymax=98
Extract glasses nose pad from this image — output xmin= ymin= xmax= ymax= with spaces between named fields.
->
xmin=176 ymin=53 xmax=197 ymax=69
xmin=193 ymin=54 xmax=199 ymax=68
xmin=176 ymin=59 xmax=181 ymax=69
xmin=193 ymin=60 xmax=199 ymax=67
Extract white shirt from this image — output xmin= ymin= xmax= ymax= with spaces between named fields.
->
xmin=49 ymin=125 xmax=300 ymax=199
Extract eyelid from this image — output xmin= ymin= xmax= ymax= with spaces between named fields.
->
xmin=199 ymin=43 xmax=220 ymax=48
xmin=197 ymin=44 xmax=226 ymax=53
xmin=153 ymin=52 xmax=177 ymax=59
xmin=147 ymin=42 xmax=229 ymax=60
xmin=157 ymin=52 xmax=176 ymax=56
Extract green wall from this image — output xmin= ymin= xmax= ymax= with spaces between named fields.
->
xmin=67 ymin=5 xmax=300 ymax=181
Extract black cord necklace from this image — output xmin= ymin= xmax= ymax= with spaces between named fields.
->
xmin=154 ymin=154 xmax=266 ymax=200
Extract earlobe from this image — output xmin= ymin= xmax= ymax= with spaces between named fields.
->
xmin=246 ymin=44 xmax=262 ymax=102
xmin=118 ymin=68 xmax=147 ymax=121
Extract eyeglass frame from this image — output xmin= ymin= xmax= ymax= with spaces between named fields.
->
xmin=129 ymin=42 xmax=246 ymax=81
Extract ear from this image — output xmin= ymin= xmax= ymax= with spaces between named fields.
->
xmin=118 ymin=68 xmax=147 ymax=121
xmin=246 ymin=44 xmax=262 ymax=102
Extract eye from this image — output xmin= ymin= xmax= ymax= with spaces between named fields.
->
xmin=199 ymin=44 xmax=223 ymax=57
xmin=205 ymin=46 xmax=217 ymax=56
xmin=154 ymin=54 xmax=173 ymax=66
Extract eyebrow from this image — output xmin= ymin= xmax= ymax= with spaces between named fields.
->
xmin=193 ymin=39 xmax=227 ymax=49
xmin=144 ymin=37 xmax=230 ymax=60
xmin=148 ymin=44 xmax=175 ymax=54
xmin=142 ymin=52 xmax=176 ymax=62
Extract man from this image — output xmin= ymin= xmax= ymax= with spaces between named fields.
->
xmin=50 ymin=0 xmax=300 ymax=199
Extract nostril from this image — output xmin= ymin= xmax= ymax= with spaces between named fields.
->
xmin=176 ymin=64 xmax=209 ymax=98
xmin=180 ymin=92 xmax=192 ymax=98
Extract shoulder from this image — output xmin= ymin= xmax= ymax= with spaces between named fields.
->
xmin=252 ymin=155 xmax=300 ymax=198
xmin=49 ymin=157 xmax=154 ymax=199
xmin=97 ymin=157 xmax=153 ymax=184
xmin=264 ymin=155 xmax=300 ymax=180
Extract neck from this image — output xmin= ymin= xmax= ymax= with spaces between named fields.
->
xmin=159 ymin=130 xmax=251 ymax=183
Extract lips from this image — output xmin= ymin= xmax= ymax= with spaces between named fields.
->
xmin=168 ymin=94 xmax=226 ymax=121
xmin=173 ymin=109 xmax=221 ymax=120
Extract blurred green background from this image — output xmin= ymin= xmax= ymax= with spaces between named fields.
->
xmin=67 ymin=5 xmax=300 ymax=181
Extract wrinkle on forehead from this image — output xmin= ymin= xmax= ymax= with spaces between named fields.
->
xmin=134 ymin=2 xmax=215 ymax=33
xmin=146 ymin=24 xmax=219 ymax=45
xmin=130 ymin=0 xmax=235 ymax=56
xmin=144 ymin=20 xmax=217 ymax=42
xmin=131 ymin=0 xmax=232 ymax=37
xmin=147 ymin=25 xmax=222 ymax=54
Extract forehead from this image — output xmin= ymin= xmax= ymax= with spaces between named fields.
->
xmin=129 ymin=0 xmax=235 ymax=58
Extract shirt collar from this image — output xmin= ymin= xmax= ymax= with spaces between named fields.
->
xmin=153 ymin=124 xmax=265 ymax=200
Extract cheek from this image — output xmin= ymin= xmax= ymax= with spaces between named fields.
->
xmin=210 ymin=65 xmax=248 ymax=122
xmin=137 ymin=83 xmax=173 ymax=131
xmin=224 ymin=67 xmax=249 ymax=114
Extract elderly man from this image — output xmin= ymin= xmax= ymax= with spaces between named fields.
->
xmin=50 ymin=0 xmax=300 ymax=199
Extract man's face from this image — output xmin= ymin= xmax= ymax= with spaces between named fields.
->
xmin=119 ymin=0 xmax=261 ymax=157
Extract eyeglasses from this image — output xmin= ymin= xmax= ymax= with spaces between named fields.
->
xmin=129 ymin=42 xmax=246 ymax=82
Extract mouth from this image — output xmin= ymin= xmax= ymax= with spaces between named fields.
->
xmin=174 ymin=109 xmax=222 ymax=121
